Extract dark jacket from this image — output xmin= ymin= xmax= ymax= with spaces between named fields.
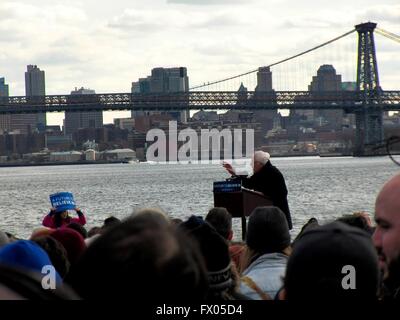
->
xmin=241 ymin=161 xmax=292 ymax=229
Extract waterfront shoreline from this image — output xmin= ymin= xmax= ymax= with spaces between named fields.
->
xmin=0 ymin=154 xmax=324 ymax=168
xmin=0 ymin=160 xmax=132 ymax=168
xmin=0 ymin=152 xmax=393 ymax=168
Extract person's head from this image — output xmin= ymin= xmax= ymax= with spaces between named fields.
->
xmin=373 ymin=174 xmax=400 ymax=279
xmin=171 ymin=218 xmax=183 ymax=226
xmin=66 ymin=214 xmax=208 ymax=301
xmin=283 ymin=222 xmax=379 ymax=300
xmin=0 ymin=240 xmax=61 ymax=283
xmin=130 ymin=208 xmax=170 ymax=226
xmin=87 ymin=227 xmax=102 ymax=238
xmin=180 ymin=216 xmax=233 ymax=298
xmin=101 ymin=216 xmax=121 ymax=230
xmin=66 ymin=222 xmax=88 ymax=239
xmin=0 ymin=231 xmax=9 ymax=248
xmin=5 ymin=232 xmax=19 ymax=242
xmin=292 ymin=217 xmax=320 ymax=245
xmin=32 ymin=236 xmax=70 ymax=279
xmin=60 ymin=211 xmax=69 ymax=219
xmin=337 ymin=214 xmax=373 ymax=235
xmin=0 ymin=265 xmax=79 ymax=300
xmin=353 ymin=211 xmax=373 ymax=227
xmin=246 ymin=206 xmax=291 ymax=255
xmin=30 ymin=227 xmax=55 ymax=240
xmin=205 ymin=207 xmax=233 ymax=241
xmin=54 ymin=211 xmax=70 ymax=228
xmin=50 ymin=229 xmax=86 ymax=266
xmin=251 ymin=151 xmax=270 ymax=173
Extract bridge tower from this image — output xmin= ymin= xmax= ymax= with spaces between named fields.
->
xmin=354 ymin=22 xmax=384 ymax=156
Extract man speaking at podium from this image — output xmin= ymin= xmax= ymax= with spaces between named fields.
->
xmin=223 ymin=151 xmax=292 ymax=230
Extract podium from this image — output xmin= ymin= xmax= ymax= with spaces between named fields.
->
xmin=213 ymin=180 xmax=273 ymax=240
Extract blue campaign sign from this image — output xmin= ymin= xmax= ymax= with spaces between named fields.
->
xmin=213 ymin=181 xmax=242 ymax=193
xmin=50 ymin=192 xmax=76 ymax=212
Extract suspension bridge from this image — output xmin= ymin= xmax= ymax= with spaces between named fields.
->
xmin=0 ymin=22 xmax=399 ymax=155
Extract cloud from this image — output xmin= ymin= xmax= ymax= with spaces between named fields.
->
xmin=0 ymin=0 xmax=398 ymax=108
xmin=107 ymin=10 xmax=166 ymax=33
xmin=190 ymin=14 xmax=241 ymax=28
xmin=35 ymin=50 xmax=86 ymax=66
xmin=0 ymin=2 xmax=87 ymax=23
xmin=281 ymin=18 xmax=346 ymax=30
xmin=167 ymin=0 xmax=247 ymax=5
xmin=107 ymin=8 xmax=244 ymax=34
xmin=358 ymin=4 xmax=400 ymax=26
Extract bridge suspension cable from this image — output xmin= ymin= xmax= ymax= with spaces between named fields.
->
xmin=376 ymin=28 xmax=400 ymax=44
xmin=190 ymin=28 xmax=356 ymax=90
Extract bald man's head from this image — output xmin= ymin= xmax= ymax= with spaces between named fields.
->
xmin=373 ymin=174 xmax=400 ymax=278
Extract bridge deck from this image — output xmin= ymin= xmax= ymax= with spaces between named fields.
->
xmin=0 ymin=91 xmax=398 ymax=113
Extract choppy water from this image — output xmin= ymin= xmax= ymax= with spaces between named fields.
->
xmin=0 ymin=156 xmax=398 ymax=240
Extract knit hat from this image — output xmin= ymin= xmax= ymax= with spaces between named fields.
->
xmin=284 ymin=222 xmax=379 ymax=300
xmin=180 ymin=215 xmax=204 ymax=230
xmin=50 ymin=228 xmax=86 ymax=265
xmin=0 ymin=240 xmax=61 ymax=282
xmin=246 ymin=206 xmax=290 ymax=254
xmin=180 ymin=216 xmax=232 ymax=291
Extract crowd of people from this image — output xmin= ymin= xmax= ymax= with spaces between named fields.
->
xmin=0 ymin=173 xmax=399 ymax=301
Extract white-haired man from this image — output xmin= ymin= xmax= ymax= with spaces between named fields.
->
xmin=223 ymin=151 xmax=292 ymax=229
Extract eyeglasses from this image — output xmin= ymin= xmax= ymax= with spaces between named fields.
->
xmin=371 ymin=136 xmax=400 ymax=166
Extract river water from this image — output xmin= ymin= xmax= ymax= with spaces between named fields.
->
xmin=0 ymin=156 xmax=398 ymax=240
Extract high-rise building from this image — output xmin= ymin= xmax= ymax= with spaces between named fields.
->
xmin=131 ymin=77 xmax=151 ymax=118
xmin=64 ymin=87 xmax=103 ymax=135
xmin=0 ymin=77 xmax=8 ymax=96
xmin=308 ymin=65 xmax=343 ymax=129
xmin=255 ymin=67 xmax=273 ymax=92
xmin=11 ymin=65 xmax=46 ymax=134
xmin=131 ymin=67 xmax=189 ymax=123
xmin=253 ymin=67 xmax=278 ymax=132
xmin=25 ymin=65 xmax=46 ymax=96
xmin=309 ymin=65 xmax=342 ymax=91
xmin=0 ymin=77 xmax=11 ymax=133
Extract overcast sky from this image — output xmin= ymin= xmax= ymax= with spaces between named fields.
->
xmin=0 ymin=0 xmax=399 ymax=124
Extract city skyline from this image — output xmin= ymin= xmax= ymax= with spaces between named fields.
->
xmin=0 ymin=0 xmax=398 ymax=125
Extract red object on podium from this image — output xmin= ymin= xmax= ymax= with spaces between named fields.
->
xmin=213 ymin=182 xmax=272 ymax=240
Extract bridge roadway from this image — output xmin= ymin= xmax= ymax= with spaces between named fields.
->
xmin=0 ymin=91 xmax=399 ymax=114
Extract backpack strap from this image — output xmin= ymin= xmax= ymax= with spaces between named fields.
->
xmin=241 ymin=276 xmax=272 ymax=300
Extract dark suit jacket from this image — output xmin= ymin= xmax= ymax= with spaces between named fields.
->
xmin=241 ymin=161 xmax=292 ymax=229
